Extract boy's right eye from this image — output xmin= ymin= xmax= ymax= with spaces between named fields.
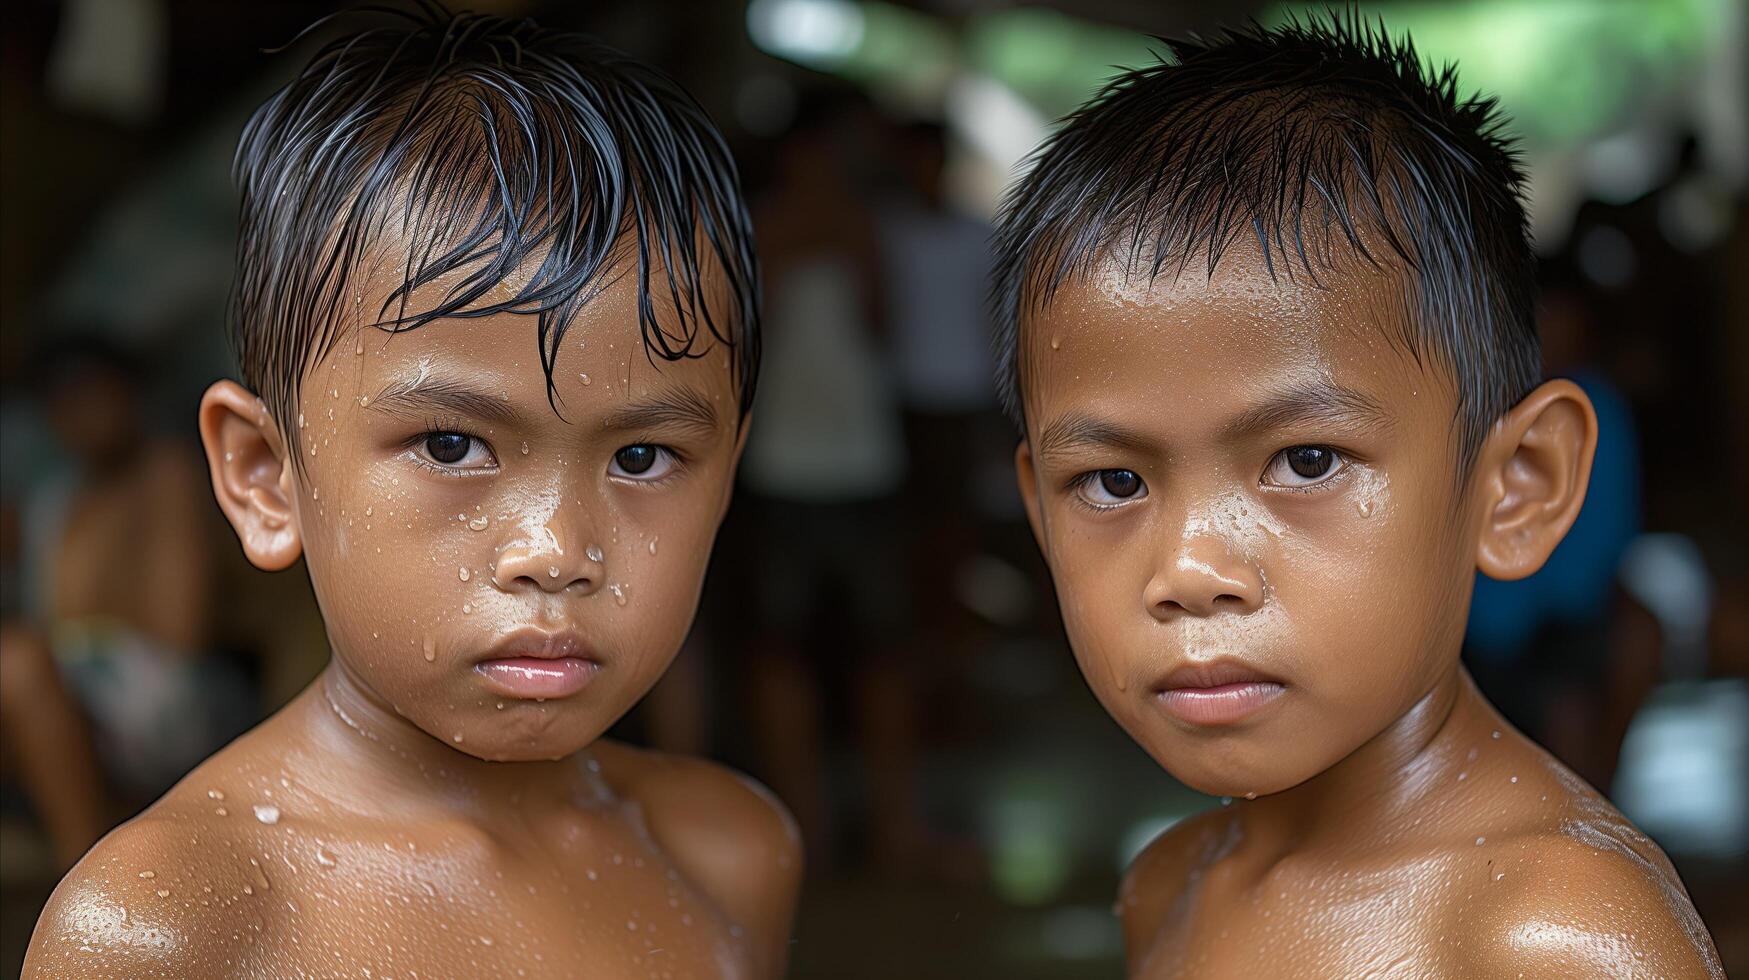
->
xmin=1074 ymin=468 xmax=1148 ymax=508
xmin=418 ymin=432 xmax=496 ymax=470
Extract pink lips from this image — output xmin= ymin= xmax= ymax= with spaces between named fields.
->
xmin=1154 ymin=661 xmax=1286 ymax=726
xmin=473 ymin=630 xmax=599 ymax=700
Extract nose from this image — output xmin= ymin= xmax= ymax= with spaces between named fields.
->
xmin=1144 ymin=534 xmax=1264 ymax=620
xmin=491 ymin=521 xmax=603 ymax=596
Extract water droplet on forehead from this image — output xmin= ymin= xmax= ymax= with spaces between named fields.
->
xmin=207 ymin=789 xmax=225 ymax=801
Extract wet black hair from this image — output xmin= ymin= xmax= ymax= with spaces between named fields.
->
xmin=231 ymin=3 xmax=760 ymax=457
xmin=991 ymin=11 xmax=1539 ymax=471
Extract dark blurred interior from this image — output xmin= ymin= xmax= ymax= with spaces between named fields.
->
xmin=2 ymin=1 xmax=1746 ymax=976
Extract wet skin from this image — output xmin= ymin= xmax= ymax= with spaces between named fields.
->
xmin=25 ymin=257 xmax=801 ymax=979
xmin=1014 ymin=249 xmax=1724 ymax=978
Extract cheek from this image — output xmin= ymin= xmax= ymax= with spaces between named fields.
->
xmin=1273 ymin=469 xmax=1467 ymax=686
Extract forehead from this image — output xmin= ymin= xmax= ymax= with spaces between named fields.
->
xmin=314 ymin=243 xmax=739 ymax=412
xmin=1024 ymin=248 xmax=1431 ymax=419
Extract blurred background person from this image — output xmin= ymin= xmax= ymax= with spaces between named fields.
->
xmin=1 ymin=337 xmax=245 ymax=868
xmin=738 ymin=90 xmax=929 ymax=872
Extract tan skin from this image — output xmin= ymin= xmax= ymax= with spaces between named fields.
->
xmin=25 ymin=254 xmax=801 ymax=979
xmin=1014 ymin=247 xmax=1724 ymax=979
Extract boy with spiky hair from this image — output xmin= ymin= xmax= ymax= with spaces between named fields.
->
xmin=994 ymin=15 xmax=1723 ymax=977
xmin=27 ymin=9 xmax=798 ymax=977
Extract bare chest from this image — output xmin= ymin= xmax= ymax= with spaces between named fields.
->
xmin=210 ymin=825 xmax=752 ymax=979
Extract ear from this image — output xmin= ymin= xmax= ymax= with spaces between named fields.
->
xmin=198 ymin=381 xmax=303 ymax=571
xmin=717 ymin=413 xmax=752 ymax=527
xmin=1014 ymin=439 xmax=1048 ymax=555
xmin=1473 ymin=379 xmax=1597 ymax=581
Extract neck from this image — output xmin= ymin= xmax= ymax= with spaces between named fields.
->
xmin=1242 ymin=663 xmax=1493 ymax=848
xmin=294 ymin=659 xmax=612 ymax=823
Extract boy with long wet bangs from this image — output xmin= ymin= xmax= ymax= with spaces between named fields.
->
xmin=27 ymin=9 xmax=800 ymax=978
xmin=994 ymin=15 xmax=1724 ymax=978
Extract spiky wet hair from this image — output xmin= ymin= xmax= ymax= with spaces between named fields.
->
xmin=230 ymin=4 xmax=759 ymax=455
xmin=991 ymin=12 xmax=1538 ymax=471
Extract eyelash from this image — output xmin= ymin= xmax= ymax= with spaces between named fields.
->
xmin=608 ymin=442 xmax=689 ymax=487
xmin=401 ymin=419 xmax=498 ymax=477
xmin=400 ymin=423 xmax=692 ymax=487
xmin=1065 ymin=470 xmax=1140 ymax=513
xmin=1059 ymin=445 xmax=1356 ymax=510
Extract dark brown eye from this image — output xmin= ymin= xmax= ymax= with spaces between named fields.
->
xmin=1099 ymin=469 xmax=1143 ymax=498
xmin=1264 ymin=445 xmax=1346 ymax=488
xmin=1286 ymin=446 xmax=1333 ymax=479
xmin=426 ymin=432 xmax=471 ymax=464
xmin=613 ymin=445 xmax=657 ymax=475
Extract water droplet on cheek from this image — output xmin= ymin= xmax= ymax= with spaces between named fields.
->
xmin=520 ymin=441 xmax=530 ymax=455
xmin=579 ymin=373 xmax=591 ymax=386
xmin=1357 ymin=500 xmax=1373 ymax=518
xmin=648 ymin=538 xmax=658 ymax=556
xmin=458 ymin=567 xmax=470 ymax=582
xmin=586 ymin=545 xmax=604 ymax=563
xmin=452 ymin=733 xmax=464 ymax=744
xmin=1050 ymin=336 xmax=1061 ymax=350
xmin=462 ymin=602 xmax=473 ymax=614
xmin=469 ymin=515 xmax=489 ymax=531
xmin=254 ymin=805 xmax=281 ymax=825
xmin=423 ymin=638 xmax=436 ymax=663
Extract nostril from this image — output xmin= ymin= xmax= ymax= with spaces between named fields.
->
xmin=1213 ymin=593 xmax=1245 ymax=607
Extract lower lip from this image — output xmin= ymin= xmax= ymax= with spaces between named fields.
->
xmin=1157 ymin=682 xmax=1286 ymax=726
xmin=474 ymin=657 xmax=598 ymax=699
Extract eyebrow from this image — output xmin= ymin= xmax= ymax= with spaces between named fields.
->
xmin=1034 ymin=412 xmax=1159 ymax=460
xmin=1219 ymin=381 xmax=1394 ymax=441
xmin=370 ymin=371 xmax=525 ymax=426
xmin=599 ymin=387 xmax=722 ymax=438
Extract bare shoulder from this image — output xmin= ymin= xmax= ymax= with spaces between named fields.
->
xmin=592 ymin=740 xmax=802 ymax=973
xmin=24 ymin=804 xmax=270 ymax=979
xmin=1464 ymin=823 xmax=1724 ymax=979
xmin=1118 ymin=806 xmax=1237 ymax=956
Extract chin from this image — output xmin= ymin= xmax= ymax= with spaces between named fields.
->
xmin=1143 ymin=734 xmax=1314 ymax=800
xmin=458 ymin=732 xmax=594 ymax=763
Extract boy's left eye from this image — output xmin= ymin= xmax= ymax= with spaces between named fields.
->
xmin=609 ymin=444 xmax=676 ymax=481
xmin=1262 ymin=445 xmax=1345 ymax=488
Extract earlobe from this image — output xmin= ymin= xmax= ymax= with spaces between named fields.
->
xmin=198 ymin=381 xmax=303 ymax=571
xmin=1474 ymin=379 xmax=1597 ymax=581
